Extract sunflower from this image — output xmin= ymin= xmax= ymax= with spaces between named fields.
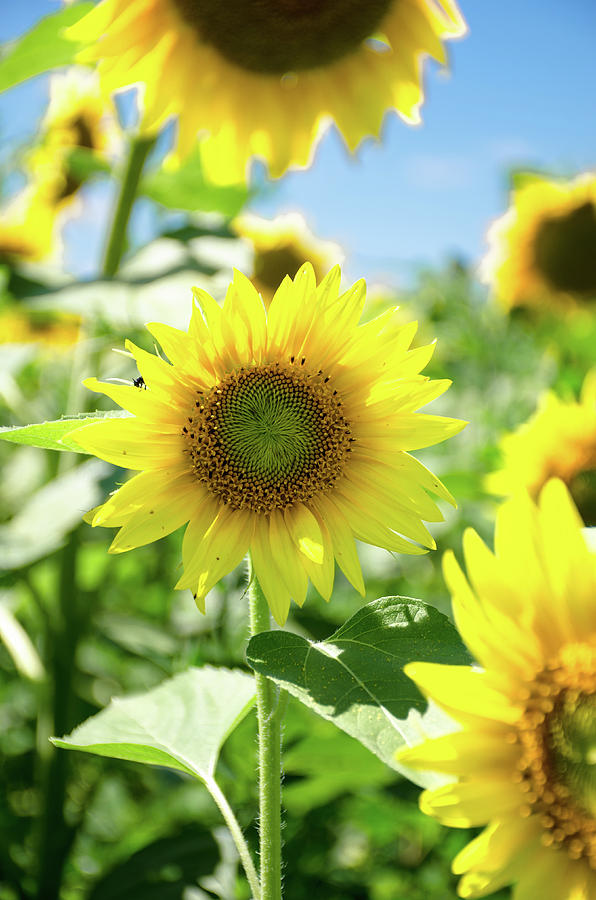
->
xmin=233 ymin=212 xmax=344 ymax=307
xmin=0 ymin=186 xmax=56 ymax=264
xmin=486 ymin=372 xmax=596 ymax=526
xmin=482 ymin=172 xmax=596 ymax=311
xmin=0 ymin=308 xmax=81 ymax=348
xmin=27 ymin=67 xmax=120 ymax=208
xmin=67 ymin=264 xmax=464 ymax=624
xmin=66 ymin=0 xmax=466 ymax=183
xmin=398 ymin=479 xmax=596 ymax=899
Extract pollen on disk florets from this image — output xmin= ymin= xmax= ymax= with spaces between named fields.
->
xmin=182 ymin=360 xmax=353 ymax=513
xmin=513 ymin=644 xmax=596 ymax=867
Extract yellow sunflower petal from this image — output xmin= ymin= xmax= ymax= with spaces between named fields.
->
xmin=420 ymin=780 xmax=521 ymax=827
xmin=398 ymin=730 xmax=519 ymax=777
xmin=404 ymin=663 xmax=521 ymax=724
xmin=269 ymin=510 xmax=309 ymax=606
xmin=251 ymin=524 xmax=292 ymax=626
xmin=67 ymin=418 xmax=185 ymax=470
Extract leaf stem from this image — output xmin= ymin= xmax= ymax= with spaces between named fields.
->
xmin=248 ymin=562 xmax=284 ymax=900
xmin=206 ymin=777 xmax=261 ymax=900
xmin=102 ymin=134 xmax=155 ymax=278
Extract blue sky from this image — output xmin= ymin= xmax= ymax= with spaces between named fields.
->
xmin=2 ymin=0 xmax=596 ymax=286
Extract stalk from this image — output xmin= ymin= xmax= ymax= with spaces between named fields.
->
xmin=102 ymin=135 xmax=155 ymax=278
xmin=248 ymin=563 xmax=284 ymax=900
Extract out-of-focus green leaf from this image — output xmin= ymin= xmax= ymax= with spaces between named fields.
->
xmin=53 ymin=666 xmax=255 ymax=781
xmin=88 ymin=824 xmax=219 ymax=900
xmin=247 ymin=597 xmax=472 ymax=788
xmin=283 ymin=720 xmax=394 ymax=815
xmin=0 ymin=459 xmax=109 ymax=570
xmin=0 ymin=4 xmax=94 ymax=94
xmin=0 ymin=594 xmax=44 ymax=680
xmin=0 ymin=411 xmax=130 ymax=453
xmin=67 ymin=146 xmax=112 ymax=181
xmin=141 ymin=149 xmax=249 ymax=218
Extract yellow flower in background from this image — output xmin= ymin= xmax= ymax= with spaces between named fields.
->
xmin=67 ymin=0 xmax=466 ymax=183
xmin=0 ymin=309 xmax=81 ymax=348
xmin=487 ymin=372 xmax=596 ymax=525
xmin=41 ymin=67 xmax=120 ymax=157
xmin=233 ymin=213 xmax=344 ymax=308
xmin=68 ymin=264 xmax=465 ymax=624
xmin=482 ymin=172 xmax=596 ymax=311
xmin=399 ymin=480 xmax=596 ymax=900
xmin=0 ymin=187 xmax=56 ymax=264
xmin=27 ymin=67 xmax=120 ymax=207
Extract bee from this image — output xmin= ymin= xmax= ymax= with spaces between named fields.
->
xmin=133 ymin=376 xmax=146 ymax=389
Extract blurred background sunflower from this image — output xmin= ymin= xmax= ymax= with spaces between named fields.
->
xmin=66 ymin=0 xmax=465 ymax=182
xmin=482 ymin=172 xmax=596 ymax=312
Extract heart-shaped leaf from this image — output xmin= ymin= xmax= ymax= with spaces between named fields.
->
xmin=53 ymin=666 xmax=255 ymax=782
xmin=247 ymin=597 xmax=472 ymax=787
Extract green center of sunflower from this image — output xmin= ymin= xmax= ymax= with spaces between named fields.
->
xmin=183 ymin=361 xmax=352 ymax=512
xmin=516 ymin=644 xmax=596 ymax=864
xmin=533 ymin=202 xmax=596 ymax=296
xmin=548 ymin=693 xmax=596 ymax=818
xmin=170 ymin=0 xmax=393 ymax=73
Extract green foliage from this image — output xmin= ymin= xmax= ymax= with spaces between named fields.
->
xmin=54 ymin=666 xmax=255 ymax=782
xmin=247 ymin=596 xmax=471 ymax=784
xmin=0 ymin=3 xmax=94 ymax=93
xmin=87 ymin=823 xmax=219 ymax=900
xmin=141 ymin=148 xmax=250 ymax=218
xmin=0 ymin=459 xmax=108 ymax=569
xmin=0 ymin=412 xmax=129 ymax=453
xmin=3 ymin=260 xmax=579 ymax=900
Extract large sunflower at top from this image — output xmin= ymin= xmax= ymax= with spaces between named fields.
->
xmin=67 ymin=0 xmax=466 ymax=182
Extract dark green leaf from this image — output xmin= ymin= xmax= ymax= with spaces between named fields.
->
xmin=88 ymin=824 xmax=219 ymax=900
xmin=0 ymin=4 xmax=94 ymax=93
xmin=247 ymin=597 xmax=472 ymax=787
xmin=0 ymin=411 xmax=130 ymax=453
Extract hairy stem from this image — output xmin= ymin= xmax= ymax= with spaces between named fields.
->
xmin=206 ymin=777 xmax=261 ymax=900
xmin=248 ymin=563 xmax=284 ymax=900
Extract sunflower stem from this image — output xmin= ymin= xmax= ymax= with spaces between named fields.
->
xmin=102 ymin=134 xmax=156 ymax=278
xmin=205 ymin=777 xmax=261 ymax=900
xmin=248 ymin=562 xmax=284 ymax=900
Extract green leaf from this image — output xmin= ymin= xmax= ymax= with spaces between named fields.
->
xmin=88 ymin=824 xmax=219 ymax=900
xmin=53 ymin=666 xmax=256 ymax=782
xmin=141 ymin=148 xmax=249 ymax=218
xmin=0 ymin=411 xmax=130 ymax=453
xmin=0 ymin=595 xmax=44 ymax=680
xmin=0 ymin=459 xmax=109 ymax=570
xmin=67 ymin=146 xmax=112 ymax=181
xmin=246 ymin=597 xmax=472 ymax=787
xmin=0 ymin=3 xmax=94 ymax=94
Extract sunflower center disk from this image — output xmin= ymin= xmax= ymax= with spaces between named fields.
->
xmin=171 ymin=0 xmax=393 ymax=73
xmin=183 ymin=363 xmax=352 ymax=513
xmin=533 ymin=201 xmax=596 ymax=295
xmin=516 ymin=644 xmax=596 ymax=865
